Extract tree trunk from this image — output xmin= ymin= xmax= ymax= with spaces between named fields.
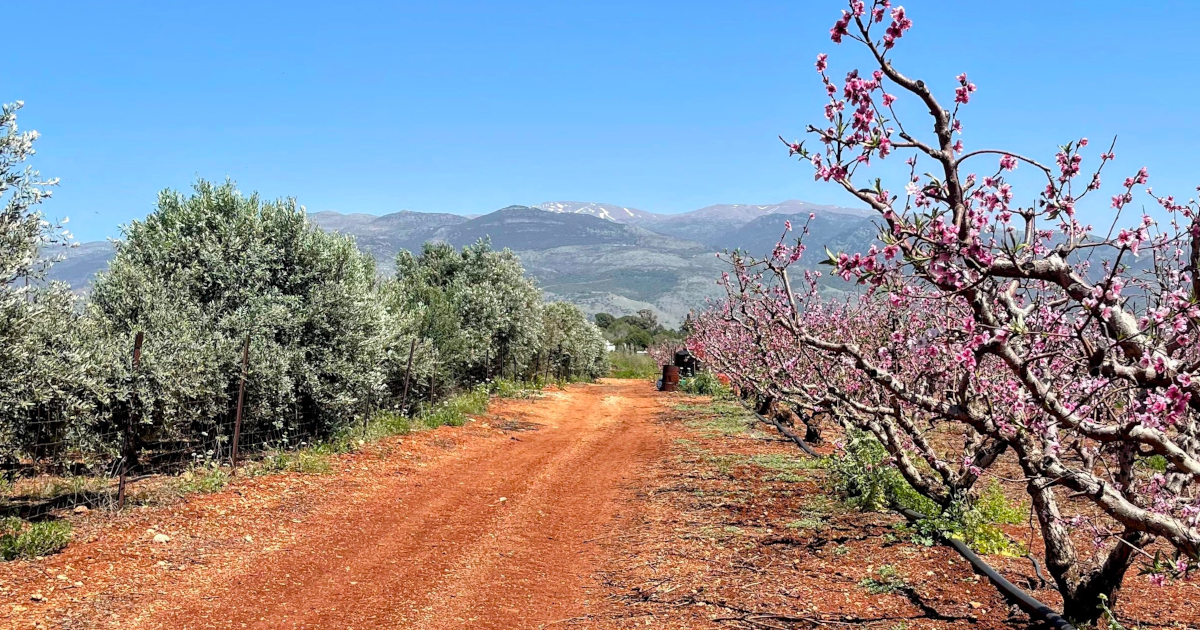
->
xmin=1017 ymin=436 xmax=1149 ymax=625
xmin=1059 ymin=530 xmax=1150 ymax=625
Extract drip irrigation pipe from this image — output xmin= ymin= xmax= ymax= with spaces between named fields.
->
xmin=753 ymin=411 xmax=819 ymax=457
xmin=896 ymin=507 xmax=1075 ymax=630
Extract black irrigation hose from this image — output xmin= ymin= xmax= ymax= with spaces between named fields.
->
xmin=896 ymin=507 xmax=1076 ymax=630
xmin=753 ymin=411 xmax=819 ymax=457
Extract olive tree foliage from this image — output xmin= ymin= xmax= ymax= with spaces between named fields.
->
xmin=540 ymin=301 xmax=608 ymax=381
xmin=89 ymin=180 xmax=385 ymax=451
xmin=385 ymin=240 xmax=543 ymax=394
xmin=0 ymin=102 xmax=103 ymax=464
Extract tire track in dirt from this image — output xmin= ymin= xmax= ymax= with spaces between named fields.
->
xmin=130 ymin=379 xmax=667 ymax=630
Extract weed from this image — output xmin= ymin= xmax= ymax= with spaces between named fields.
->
xmin=418 ymin=385 xmax=489 ymax=428
xmin=18 ymin=475 xmax=110 ymax=502
xmin=1138 ymin=455 xmax=1168 ymax=473
xmin=707 ymin=454 xmax=744 ymax=477
xmin=827 ymin=430 xmax=938 ymax=515
xmin=253 ymin=449 xmax=333 ymax=475
xmin=768 ymin=473 xmax=804 ymax=483
xmin=833 ymin=544 xmax=850 ymax=556
xmin=1098 ymin=594 xmax=1143 ymax=630
xmin=174 ymin=463 xmax=229 ymax=494
xmin=0 ymin=518 xmax=72 ymax=561
xmin=804 ymin=494 xmax=837 ymax=515
xmin=679 ymin=371 xmax=732 ymax=399
xmin=859 ymin=564 xmax=907 ymax=595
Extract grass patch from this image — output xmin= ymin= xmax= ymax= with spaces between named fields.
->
xmin=609 ymin=352 xmax=659 ymax=380
xmin=786 ymin=517 xmax=825 ymax=531
xmin=173 ymin=463 xmax=230 ymax=494
xmin=0 ymin=518 xmax=72 ymax=561
xmin=418 ymin=385 xmax=489 ymax=428
xmin=750 ymin=452 xmax=826 ymax=473
xmin=677 ymin=401 xmax=756 ymax=436
xmin=750 ymin=452 xmax=825 ymax=483
xmin=253 ymin=448 xmax=335 ymax=475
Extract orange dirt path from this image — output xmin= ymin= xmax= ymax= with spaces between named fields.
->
xmin=128 ymin=379 xmax=666 ymax=629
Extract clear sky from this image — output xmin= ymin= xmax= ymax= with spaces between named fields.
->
xmin=10 ymin=0 xmax=1199 ymax=242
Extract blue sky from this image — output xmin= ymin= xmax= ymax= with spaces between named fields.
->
xmin=10 ymin=0 xmax=1199 ymax=242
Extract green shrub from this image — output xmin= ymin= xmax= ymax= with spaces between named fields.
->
xmin=0 ymin=518 xmax=72 ymax=561
xmin=907 ymin=482 xmax=1026 ymax=556
xmin=828 ymin=430 xmax=1025 ymax=555
xmin=90 ymin=179 xmax=386 ymax=448
xmin=827 ymin=430 xmax=936 ymax=514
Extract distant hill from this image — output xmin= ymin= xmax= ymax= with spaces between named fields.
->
xmin=712 ymin=211 xmax=875 ymax=256
xmin=309 ymin=210 xmax=468 ymax=273
xmin=639 ymin=199 xmax=871 ymax=249
xmin=43 ymin=199 xmax=878 ymax=326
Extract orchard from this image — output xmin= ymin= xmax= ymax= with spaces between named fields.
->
xmin=688 ymin=1 xmax=1200 ymax=623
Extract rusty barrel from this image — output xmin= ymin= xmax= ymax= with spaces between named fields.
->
xmin=661 ymin=365 xmax=680 ymax=391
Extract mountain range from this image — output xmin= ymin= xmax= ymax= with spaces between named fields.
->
xmin=45 ymin=200 xmax=878 ymax=326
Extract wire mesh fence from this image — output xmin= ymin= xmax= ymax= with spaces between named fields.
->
xmin=1 ymin=329 xmax=600 ymax=518
xmin=0 ymin=330 xmax=393 ymax=517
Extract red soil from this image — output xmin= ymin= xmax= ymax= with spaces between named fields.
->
xmin=2 ymin=380 xmax=1195 ymax=630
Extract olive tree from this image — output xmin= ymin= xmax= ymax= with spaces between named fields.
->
xmin=540 ymin=301 xmax=608 ymax=381
xmin=89 ymin=180 xmax=385 ymax=457
xmin=0 ymin=101 xmax=100 ymax=466
xmin=388 ymin=239 xmax=543 ymax=393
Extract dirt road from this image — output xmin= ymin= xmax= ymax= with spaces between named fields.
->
xmin=141 ymin=380 xmax=665 ymax=630
xmin=1 ymin=380 xmax=668 ymax=630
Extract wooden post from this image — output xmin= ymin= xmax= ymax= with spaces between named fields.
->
xmin=117 ymin=331 xmax=144 ymax=510
xmin=399 ymin=337 xmax=416 ymax=412
xmin=230 ymin=333 xmax=250 ymax=473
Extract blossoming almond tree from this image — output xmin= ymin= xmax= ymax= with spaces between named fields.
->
xmin=690 ymin=1 xmax=1200 ymax=622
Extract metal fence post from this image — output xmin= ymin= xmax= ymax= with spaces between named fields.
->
xmin=117 ymin=331 xmax=144 ymax=510
xmin=399 ymin=337 xmax=416 ymax=412
xmin=230 ymin=333 xmax=250 ymax=473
